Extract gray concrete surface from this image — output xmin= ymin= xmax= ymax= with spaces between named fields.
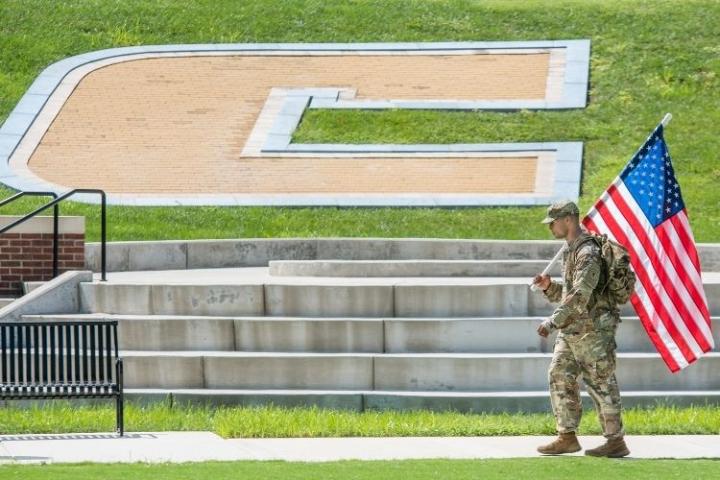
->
xmin=115 ymin=351 xmax=720 ymax=391
xmin=25 ymin=314 xmax=714 ymax=354
xmin=373 ymin=353 xmax=720 ymax=391
xmin=80 ymin=282 xmax=265 ymax=316
xmin=81 ymin=267 xmax=720 ymax=317
xmin=78 ymin=268 xmax=720 ymax=317
xmin=269 ymin=259 xmax=563 ymax=277
xmin=11 ymin=265 xmax=719 ymax=412
xmin=22 ymin=314 xmax=385 ymax=353
xmin=1 ymin=433 xmax=718 ymax=463
xmin=203 ymin=353 xmax=374 ymax=390
xmin=0 ymin=298 xmax=16 ymax=308
xmin=85 ymin=238 xmax=720 ymax=273
xmin=122 ymin=352 xmax=205 ymax=389
xmin=121 ymin=352 xmax=375 ymax=390
xmin=264 ymin=284 xmax=395 ymax=317
xmin=0 ymin=271 xmax=91 ymax=322
xmin=234 ymin=317 xmax=385 ymax=353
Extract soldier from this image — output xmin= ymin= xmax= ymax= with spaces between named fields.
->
xmin=532 ymin=200 xmax=630 ymax=458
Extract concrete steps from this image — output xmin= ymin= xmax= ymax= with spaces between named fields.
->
xmin=116 ymin=351 xmax=720 ymax=391
xmin=23 ymin=314 xmax=720 ymax=354
xmin=78 ymin=280 xmax=720 ymax=318
xmin=23 ymin=314 xmax=384 ymax=353
xmin=269 ymin=259 xmax=562 ymax=277
xmin=18 ymin=257 xmax=720 ymax=411
xmin=80 ymin=280 xmax=720 ymax=317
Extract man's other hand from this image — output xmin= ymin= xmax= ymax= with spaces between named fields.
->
xmin=537 ymin=319 xmax=555 ymax=337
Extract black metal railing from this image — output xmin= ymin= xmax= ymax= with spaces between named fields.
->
xmin=0 ymin=189 xmax=107 ymax=281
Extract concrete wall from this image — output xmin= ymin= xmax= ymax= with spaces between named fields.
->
xmin=0 ymin=271 xmax=91 ymax=322
xmin=85 ymin=238 xmax=720 ymax=273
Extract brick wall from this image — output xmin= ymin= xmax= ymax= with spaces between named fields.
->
xmin=0 ymin=216 xmax=85 ymax=297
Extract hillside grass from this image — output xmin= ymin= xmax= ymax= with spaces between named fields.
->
xmin=0 ymin=0 xmax=718 ymax=242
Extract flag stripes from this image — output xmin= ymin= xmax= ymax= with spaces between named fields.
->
xmin=582 ymin=125 xmax=713 ymax=372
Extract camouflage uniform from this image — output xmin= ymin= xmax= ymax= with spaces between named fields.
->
xmin=543 ymin=232 xmax=625 ymax=440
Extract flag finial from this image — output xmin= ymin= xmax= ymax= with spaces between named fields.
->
xmin=661 ymin=113 xmax=672 ymax=127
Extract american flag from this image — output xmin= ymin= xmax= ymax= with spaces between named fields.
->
xmin=583 ymin=123 xmax=714 ymax=372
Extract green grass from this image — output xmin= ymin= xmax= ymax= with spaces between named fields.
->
xmin=1 ymin=0 xmax=719 ymax=242
xmin=1 ymin=403 xmax=718 ymax=438
xmin=2 ymin=404 xmax=718 ymax=476
xmin=3 ymin=458 xmax=720 ymax=480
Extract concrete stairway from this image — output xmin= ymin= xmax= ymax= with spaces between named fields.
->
xmin=19 ymin=257 xmax=720 ymax=412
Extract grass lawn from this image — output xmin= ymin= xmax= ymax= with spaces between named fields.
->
xmin=1 ymin=403 xmax=718 ymax=438
xmin=2 ymin=458 xmax=720 ymax=480
xmin=1 ymin=0 xmax=719 ymax=242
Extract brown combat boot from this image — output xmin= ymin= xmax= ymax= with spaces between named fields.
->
xmin=584 ymin=437 xmax=630 ymax=458
xmin=537 ymin=432 xmax=582 ymax=455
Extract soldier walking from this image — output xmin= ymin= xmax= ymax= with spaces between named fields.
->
xmin=533 ymin=200 xmax=630 ymax=458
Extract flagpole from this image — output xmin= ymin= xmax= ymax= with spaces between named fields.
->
xmin=529 ymin=113 xmax=673 ymax=292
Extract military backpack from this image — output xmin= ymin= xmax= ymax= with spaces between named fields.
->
xmin=583 ymin=233 xmax=637 ymax=305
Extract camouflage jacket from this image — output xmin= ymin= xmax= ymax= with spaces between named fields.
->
xmin=543 ymin=233 xmax=620 ymax=335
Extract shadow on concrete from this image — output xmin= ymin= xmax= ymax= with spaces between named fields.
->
xmin=0 ymin=433 xmax=154 ymax=442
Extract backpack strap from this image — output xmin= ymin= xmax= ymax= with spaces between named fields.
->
xmin=574 ymin=234 xmax=610 ymax=294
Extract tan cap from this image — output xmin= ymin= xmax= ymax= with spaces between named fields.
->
xmin=541 ymin=200 xmax=580 ymax=224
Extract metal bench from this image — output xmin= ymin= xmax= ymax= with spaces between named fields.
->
xmin=0 ymin=320 xmax=124 ymax=435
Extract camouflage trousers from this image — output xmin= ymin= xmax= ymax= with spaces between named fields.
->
xmin=548 ymin=330 xmax=624 ymax=439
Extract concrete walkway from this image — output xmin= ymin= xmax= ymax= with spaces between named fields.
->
xmin=1 ymin=433 xmax=719 ymax=464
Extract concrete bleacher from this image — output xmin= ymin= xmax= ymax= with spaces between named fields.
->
xmin=16 ymin=239 xmax=720 ymax=412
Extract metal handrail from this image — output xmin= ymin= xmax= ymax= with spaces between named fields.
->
xmin=0 ymin=191 xmax=59 ymax=277
xmin=0 ymin=189 xmax=107 ymax=281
